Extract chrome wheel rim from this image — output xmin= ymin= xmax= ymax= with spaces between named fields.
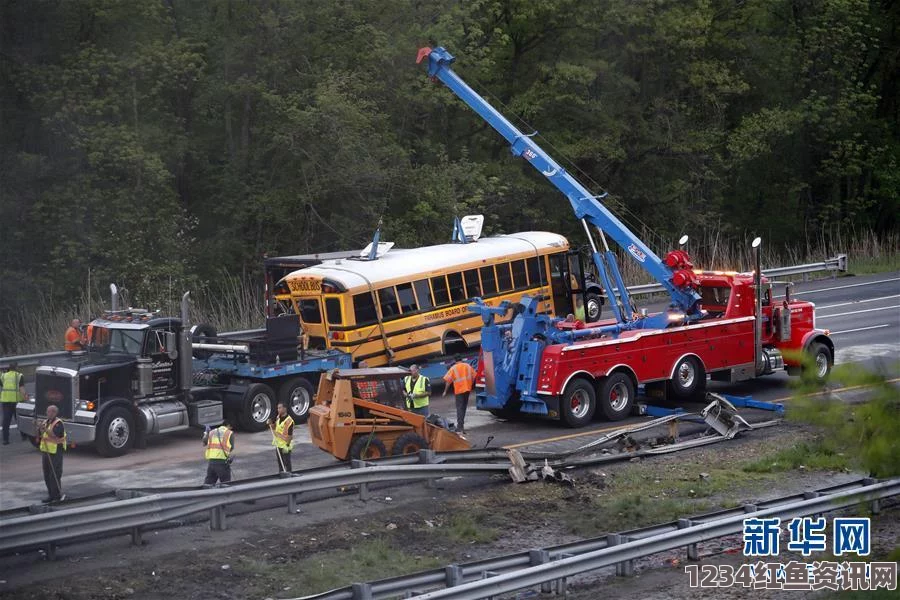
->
xmin=570 ymin=389 xmax=591 ymax=419
xmin=677 ymin=361 xmax=695 ymax=389
xmin=609 ymin=382 xmax=629 ymax=412
xmin=815 ymin=353 xmax=828 ymax=379
xmin=587 ymin=299 xmax=601 ymax=321
xmin=251 ymin=393 xmax=272 ymax=423
xmin=290 ymin=386 xmax=311 ymax=417
xmin=108 ymin=417 xmax=130 ymax=449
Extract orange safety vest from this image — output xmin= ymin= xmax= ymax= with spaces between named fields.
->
xmin=205 ymin=426 xmax=233 ymax=461
xmin=65 ymin=327 xmax=84 ymax=351
xmin=39 ymin=418 xmax=67 ymax=454
xmin=444 ymin=362 xmax=476 ymax=395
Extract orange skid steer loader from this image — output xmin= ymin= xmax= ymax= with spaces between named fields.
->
xmin=308 ymin=367 xmax=471 ymax=461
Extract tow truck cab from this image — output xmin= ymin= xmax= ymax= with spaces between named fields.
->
xmin=16 ymin=313 xmax=223 ymax=456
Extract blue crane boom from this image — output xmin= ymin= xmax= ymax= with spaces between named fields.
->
xmin=417 ymin=47 xmax=701 ymax=324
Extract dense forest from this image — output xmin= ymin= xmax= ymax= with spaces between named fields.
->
xmin=0 ymin=0 xmax=897 ymax=349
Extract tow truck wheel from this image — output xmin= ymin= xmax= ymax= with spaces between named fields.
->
xmin=96 ymin=406 xmax=135 ymax=457
xmin=279 ymin=377 xmax=314 ymax=423
xmin=239 ymin=383 xmax=276 ymax=432
xmin=560 ymin=379 xmax=596 ymax=428
xmin=598 ymin=373 xmax=635 ymax=421
xmin=585 ymin=292 xmax=603 ymax=323
xmin=803 ymin=343 xmax=833 ymax=383
xmin=392 ymin=432 xmax=429 ymax=456
xmin=349 ymin=436 xmax=387 ymax=461
xmin=667 ymin=356 xmax=706 ymax=401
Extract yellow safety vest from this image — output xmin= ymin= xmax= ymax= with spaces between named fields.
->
xmin=205 ymin=426 xmax=233 ymax=461
xmin=404 ymin=375 xmax=430 ymax=409
xmin=271 ymin=415 xmax=294 ymax=452
xmin=0 ymin=371 xmax=22 ymax=404
xmin=39 ymin=418 xmax=67 ymax=454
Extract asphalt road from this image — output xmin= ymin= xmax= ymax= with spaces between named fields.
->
xmin=1 ymin=271 xmax=896 ymax=510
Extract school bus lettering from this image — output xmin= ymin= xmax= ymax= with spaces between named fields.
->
xmin=289 ymin=278 xmax=322 ymax=293
xmin=423 ymin=306 xmax=469 ymax=322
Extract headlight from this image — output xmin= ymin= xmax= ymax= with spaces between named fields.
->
xmin=76 ymin=400 xmax=96 ymax=411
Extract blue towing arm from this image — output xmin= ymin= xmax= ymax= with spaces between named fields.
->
xmin=417 ymin=46 xmax=701 ymax=321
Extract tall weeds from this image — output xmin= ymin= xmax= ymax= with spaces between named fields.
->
xmin=1 ymin=231 xmax=896 ymax=355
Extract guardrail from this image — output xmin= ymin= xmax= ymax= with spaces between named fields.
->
xmin=624 ymin=254 xmax=848 ymax=297
xmin=0 ymin=460 xmax=508 ymax=557
xmin=0 ymin=328 xmax=264 ymax=370
xmin=0 ymin=255 xmax=846 ymax=368
xmin=289 ymin=477 xmax=895 ymax=600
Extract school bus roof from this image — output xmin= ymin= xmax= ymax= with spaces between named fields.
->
xmin=282 ymin=231 xmax=569 ymax=292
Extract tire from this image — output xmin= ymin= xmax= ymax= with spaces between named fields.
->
xmin=96 ymin=406 xmax=135 ymax=457
xmin=598 ymin=372 xmax=635 ymax=421
xmin=560 ymin=378 xmax=596 ymax=428
xmin=191 ymin=324 xmax=218 ymax=359
xmin=667 ymin=356 xmax=706 ymax=402
xmin=349 ymin=435 xmax=388 ymax=461
xmin=239 ymin=383 xmax=276 ymax=432
xmin=585 ymin=292 xmax=603 ymax=323
xmin=803 ymin=342 xmax=833 ymax=383
xmin=392 ymin=432 xmax=429 ymax=456
xmin=278 ymin=377 xmax=314 ymax=423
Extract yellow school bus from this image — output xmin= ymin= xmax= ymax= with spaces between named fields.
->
xmin=274 ymin=232 xmax=585 ymax=367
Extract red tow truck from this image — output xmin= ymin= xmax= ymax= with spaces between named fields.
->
xmin=419 ymin=47 xmax=834 ymax=427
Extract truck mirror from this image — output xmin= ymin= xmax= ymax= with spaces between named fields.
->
xmin=164 ymin=331 xmax=178 ymax=360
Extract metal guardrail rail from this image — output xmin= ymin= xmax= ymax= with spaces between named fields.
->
xmin=0 ymin=461 xmax=509 ymax=556
xmin=289 ymin=476 xmax=895 ymax=600
xmin=623 ymin=254 xmax=848 ymax=297
xmin=0 ymin=328 xmax=265 ymax=369
xmin=0 ymin=255 xmax=847 ymax=368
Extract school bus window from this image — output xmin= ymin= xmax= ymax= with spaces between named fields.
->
xmin=324 ymin=297 xmax=342 ymax=325
xmin=396 ymin=282 xmax=418 ymax=313
xmin=353 ymin=293 xmax=378 ymax=325
xmin=448 ymin=272 xmax=465 ymax=303
xmin=496 ymin=262 xmax=513 ymax=292
xmin=413 ymin=279 xmax=433 ymax=310
xmin=479 ymin=266 xmax=497 ymax=295
xmin=431 ymin=276 xmax=450 ymax=306
xmin=463 ymin=269 xmax=481 ymax=297
xmin=541 ymin=255 xmax=551 ymax=283
xmin=299 ymin=299 xmax=322 ymax=324
xmin=378 ymin=287 xmax=401 ymax=318
xmin=511 ymin=260 xmax=527 ymax=289
xmin=526 ymin=257 xmax=542 ymax=285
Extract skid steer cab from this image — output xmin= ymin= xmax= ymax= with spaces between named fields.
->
xmin=308 ymin=367 xmax=471 ymax=461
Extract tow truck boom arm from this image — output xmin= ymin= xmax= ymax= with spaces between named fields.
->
xmin=417 ymin=47 xmax=700 ymax=319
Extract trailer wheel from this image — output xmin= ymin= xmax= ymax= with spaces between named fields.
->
xmin=239 ymin=383 xmax=276 ymax=432
xmin=96 ymin=406 xmax=135 ymax=457
xmin=585 ymin=292 xmax=603 ymax=323
xmin=803 ymin=342 xmax=832 ymax=383
xmin=349 ymin=435 xmax=388 ymax=461
xmin=278 ymin=377 xmax=314 ymax=423
xmin=667 ymin=356 xmax=706 ymax=401
xmin=560 ymin=379 xmax=596 ymax=428
xmin=598 ymin=373 xmax=635 ymax=421
xmin=392 ymin=432 xmax=429 ymax=456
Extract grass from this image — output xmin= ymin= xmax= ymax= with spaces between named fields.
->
xmin=742 ymin=439 xmax=851 ymax=473
xmin=238 ymin=537 xmax=443 ymax=597
xmin=445 ymin=513 xmax=500 ymax=544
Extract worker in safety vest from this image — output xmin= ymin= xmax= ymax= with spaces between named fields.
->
xmin=1 ymin=362 xmax=25 ymax=445
xmin=202 ymin=421 xmax=234 ymax=485
xmin=403 ymin=364 xmax=430 ymax=416
xmin=38 ymin=405 xmax=66 ymax=502
xmin=64 ymin=319 xmax=85 ymax=351
xmin=442 ymin=356 xmax=476 ymax=435
xmin=268 ymin=402 xmax=294 ymax=473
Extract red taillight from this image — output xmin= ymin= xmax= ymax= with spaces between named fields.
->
xmin=331 ymin=331 xmax=344 ymax=341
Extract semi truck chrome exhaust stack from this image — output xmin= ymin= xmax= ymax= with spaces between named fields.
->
xmin=179 ymin=292 xmax=192 ymax=393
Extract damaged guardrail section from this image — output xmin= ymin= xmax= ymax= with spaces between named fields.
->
xmin=291 ymin=477 xmax=896 ymax=600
